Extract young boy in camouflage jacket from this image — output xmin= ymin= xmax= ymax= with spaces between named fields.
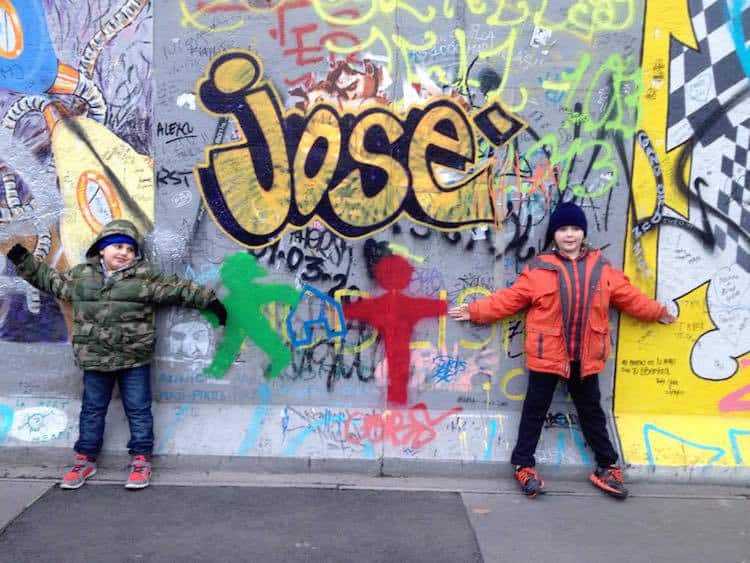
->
xmin=6 ymin=219 xmax=227 ymax=490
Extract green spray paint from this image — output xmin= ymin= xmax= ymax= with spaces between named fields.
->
xmin=203 ymin=252 xmax=300 ymax=379
xmin=513 ymin=52 xmax=643 ymax=198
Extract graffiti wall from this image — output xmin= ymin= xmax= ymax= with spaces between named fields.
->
xmin=0 ymin=0 xmax=747 ymax=477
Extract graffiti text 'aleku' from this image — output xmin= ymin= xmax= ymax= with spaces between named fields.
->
xmin=194 ymin=50 xmax=526 ymax=248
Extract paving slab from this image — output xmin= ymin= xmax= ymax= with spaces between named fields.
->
xmin=0 ymin=485 xmax=482 ymax=563
xmin=0 ymin=480 xmax=53 ymax=532
xmin=463 ymin=490 xmax=750 ymax=563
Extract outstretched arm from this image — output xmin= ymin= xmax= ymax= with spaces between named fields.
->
xmin=608 ymin=267 xmax=675 ymax=323
xmin=147 ymin=269 xmax=216 ymax=309
xmin=455 ymin=267 xmax=534 ymax=324
xmin=10 ymin=245 xmax=74 ymax=301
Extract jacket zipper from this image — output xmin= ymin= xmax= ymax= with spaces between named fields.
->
xmin=538 ymin=333 xmax=544 ymax=358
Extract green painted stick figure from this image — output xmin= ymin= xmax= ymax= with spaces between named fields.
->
xmin=203 ymin=252 xmax=300 ymax=379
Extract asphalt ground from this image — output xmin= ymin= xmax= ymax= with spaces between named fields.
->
xmin=0 ymin=472 xmax=748 ymax=563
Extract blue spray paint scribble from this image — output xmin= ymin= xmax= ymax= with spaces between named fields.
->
xmin=184 ymin=264 xmax=220 ymax=285
xmin=361 ymin=439 xmax=376 ymax=459
xmin=727 ymin=0 xmax=750 ymax=78
xmin=643 ymin=423 xmax=726 ymax=466
xmin=282 ymin=412 xmax=347 ymax=456
xmin=0 ymin=404 xmax=14 ymax=443
xmin=238 ymin=383 xmax=271 ymax=455
xmin=157 ymin=403 xmax=191 ymax=454
xmin=556 ymin=431 xmax=566 ymax=466
xmin=483 ymin=419 xmax=499 ymax=461
xmin=430 ymin=355 xmax=467 ymax=383
xmin=286 ymin=285 xmax=346 ymax=348
xmin=281 ymin=406 xmax=290 ymax=442
xmin=728 ymin=428 xmax=750 ymax=464
xmin=555 ymin=428 xmax=591 ymax=465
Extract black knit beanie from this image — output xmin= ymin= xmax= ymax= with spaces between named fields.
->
xmin=545 ymin=202 xmax=587 ymax=248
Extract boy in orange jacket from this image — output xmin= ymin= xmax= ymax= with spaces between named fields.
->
xmin=449 ymin=202 xmax=676 ymax=499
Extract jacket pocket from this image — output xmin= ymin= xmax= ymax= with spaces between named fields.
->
xmin=529 ymin=285 xmax=562 ymax=327
xmin=525 ymin=324 xmax=563 ymax=360
xmin=587 ymin=323 xmax=610 ymax=362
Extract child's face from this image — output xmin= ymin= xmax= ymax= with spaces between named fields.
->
xmin=99 ymin=243 xmax=136 ymax=270
xmin=554 ymin=225 xmax=584 ymax=256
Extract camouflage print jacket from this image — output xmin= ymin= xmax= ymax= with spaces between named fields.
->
xmin=14 ymin=220 xmax=216 ymax=371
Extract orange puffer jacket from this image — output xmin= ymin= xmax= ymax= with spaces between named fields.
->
xmin=468 ymin=249 xmax=666 ymax=378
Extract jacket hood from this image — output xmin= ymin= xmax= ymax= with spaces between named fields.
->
xmin=85 ymin=220 xmax=144 ymax=258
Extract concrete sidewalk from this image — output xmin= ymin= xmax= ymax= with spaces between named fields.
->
xmin=1 ymin=468 xmax=749 ymax=563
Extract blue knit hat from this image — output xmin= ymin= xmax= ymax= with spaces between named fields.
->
xmin=97 ymin=234 xmax=138 ymax=253
xmin=545 ymin=202 xmax=587 ymax=247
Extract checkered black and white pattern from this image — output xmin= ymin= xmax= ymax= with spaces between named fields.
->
xmin=667 ymin=0 xmax=750 ymax=271
xmin=715 ymin=121 xmax=750 ymax=270
xmin=668 ymin=0 xmax=750 ymax=149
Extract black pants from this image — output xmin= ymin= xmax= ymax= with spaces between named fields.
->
xmin=510 ymin=362 xmax=618 ymax=468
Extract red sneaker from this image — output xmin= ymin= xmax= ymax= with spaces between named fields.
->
xmin=514 ymin=466 xmax=545 ymax=498
xmin=590 ymin=466 xmax=629 ymax=499
xmin=125 ymin=455 xmax=151 ymax=490
xmin=60 ymin=453 xmax=97 ymax=490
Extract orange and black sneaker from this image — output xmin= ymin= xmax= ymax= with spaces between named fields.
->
xmin=590 ymin=466 xmax=628 ymax=499
xmin=514 ymin=466 xmax=545 ymax=498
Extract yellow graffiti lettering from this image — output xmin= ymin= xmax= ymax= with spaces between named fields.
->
xmin=443 ymin=0 xmax=489 ymax=19
xmin=294 ymin=107 xmax=342 ymax=217
xmin=210 ymin=89 xmax=292 ymax=237
xmin=312 ymin=0 xmax=436 ymax=25
xmin=501 ymin=367 xmax=526 ymax=401
xmin=534 ymin=0 xmax=635 ymax=42
xmin=179 ymin=0 xmax=253 ymax=32
xmin=487 ymin=0 xmax=530 ymax=26
xmin=438 ymin=289 xmax=447 ymax=350
xmin=387 ymin=243 xmax=426 ymax=264
xmin=457 ymin=287 xmax=496 ymax=350
xmin=410 ymin=103 xmax=494 ymax=224
xmin=195 ymin=50 xmax=525 ymax=249
xmin=330 ymin=113 xmax=409 ymax=227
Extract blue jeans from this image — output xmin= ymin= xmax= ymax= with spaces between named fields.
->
xmin=74 ymin=365 xmax=154 ymax=457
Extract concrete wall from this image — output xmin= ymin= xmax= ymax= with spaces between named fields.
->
xmin=0 ymin=0 xmax=748 ymax=480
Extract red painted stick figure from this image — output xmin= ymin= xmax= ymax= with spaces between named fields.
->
xmin=343 ymin=255 xmax=447 ymax=405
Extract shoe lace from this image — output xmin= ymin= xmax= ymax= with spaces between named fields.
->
xmin=516 ymin=467 xmax=538 ymax=485
xmin=70 ymin=456 xmax=89 ymax=473
xmin=130 ymin=457 xmax=149 ymax=474
xmin=606 ymin=467 xmax=623 ymax=482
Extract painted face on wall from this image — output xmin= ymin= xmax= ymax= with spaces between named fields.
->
xmin=553 ymin=226 xmax=584 ymax=258
xmin=99 ymin=243 xmax=136 ymax=270
xmin=168 ymin=320 xmax=212 ymax=359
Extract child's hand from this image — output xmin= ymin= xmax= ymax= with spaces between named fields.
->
xmin=6 ymin=244 xmax=29 ymax=266
xmin=658 ymin=310 xmax=677 ymax=324
xmin=205 ymin=299 xmax=228 ymax=326
xmin=448 ymin=304 xmax=471 ymax=321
